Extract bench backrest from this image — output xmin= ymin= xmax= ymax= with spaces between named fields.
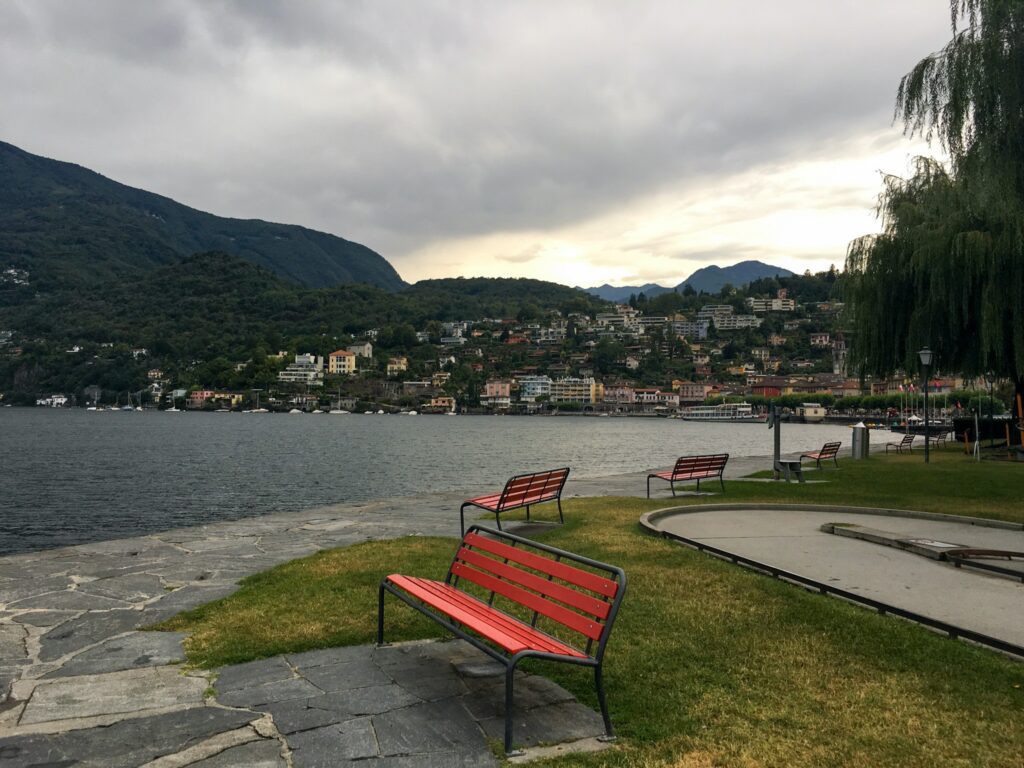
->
xmin=496 ymin=467 xmax=570 ymax=510
xmin=448 ymin=526 xmax=626 ymax=660
xmin=819 ymin=442 xmax=842 ymax=458
xmin=671 ymin=453 xmax=729 ymax=478
xmin=901 ymin=433 xmax=915 ymax=445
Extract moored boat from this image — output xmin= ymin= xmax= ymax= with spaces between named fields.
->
xmin=680 ymin=402 xmax=767 ymax=423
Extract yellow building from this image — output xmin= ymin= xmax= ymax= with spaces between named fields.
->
xmin=328 ymin=349 xmax=357 ymax=375
xmin=387 ymin=357 xmax=408 ymax=376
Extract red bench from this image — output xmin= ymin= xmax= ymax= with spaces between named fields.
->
xmin=646 ymin=453 xmax=729 ymax=498
xmin=460 ymin=467 xmax=570 ymax=535
xmin=800 ymin=441 xmax=842 ymax=469
xmin=378 ymin=526 xmax=626 ymax=755
xmin=886 ymin=433 xmax=915 ymax=454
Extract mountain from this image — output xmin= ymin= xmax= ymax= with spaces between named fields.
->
xmin=0 ymin=140 xmax=405 ymax=291
xmin=679 ymin=260 xmax=794 ymax=293
xmin=578 ymin=283 xmax=675 ymax=303
xmin=581 ymin=260 xmax=795 ymax=301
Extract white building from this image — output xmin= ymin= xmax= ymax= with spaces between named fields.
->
xmin=347 ymin=342 xmax=374 ymax=359
xmin=745 ymin=297 xmax=796 ymax=313
xmin=278 ymin=353 xmax=324 ymax=386
xmin=516 ymin=375 xmax=553 ymax=402
xmin=713 ymin=314 xmax=762 ymax=330
xmin=671 ymin=319 xmax=710 ymax=340
xmin=35 ymin=394 xmax=68 ymax=407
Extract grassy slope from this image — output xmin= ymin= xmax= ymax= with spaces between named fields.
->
xmin=156 ymin=450 xmax=1024 ymax=767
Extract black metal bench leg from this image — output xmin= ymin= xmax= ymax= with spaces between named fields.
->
xmin=719 ymin=474 xmax=725 ymax=492
xmin=595 ymin=665 xmax=615 ymax=743
xmin=495 ymin=512 xmax=502 ymax=531
xmin=557 ymin=498 xmax=564 ymax=524
xmin=670 ymin=480 xmax=676 ymax=497
xmin=376 ymin=583 xmax=386 ymax=646
xmin=525 ymin=505 xmax=530 ymax=522
xmin=504 ymin=663 xmax=524 ymax=756
xmin=459 ymin=504 xmax=468 ymax=536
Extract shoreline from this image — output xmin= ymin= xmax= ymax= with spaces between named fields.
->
xmin=3 ymin=447 xmax=842 ymax=561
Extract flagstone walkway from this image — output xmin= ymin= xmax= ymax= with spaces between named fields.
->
xmin=0 ymin=457 xmax=808 ymax=766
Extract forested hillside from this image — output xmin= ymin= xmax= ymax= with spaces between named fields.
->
xmin=0 ymin=140 xmax=405 ymax=291
xmin=0 ymin=252 xmax=606 ymax=397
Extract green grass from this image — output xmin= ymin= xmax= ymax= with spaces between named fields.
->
xmin=155 ymin=450 xmax=1024 ymax=767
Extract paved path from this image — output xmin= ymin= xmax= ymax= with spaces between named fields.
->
xmin=0 ymin=451 xmax=842 ymax=766
xmin=649 ymin=506 xmax=1024 ymax=648
xmin=0 ymin=469 xmax=665 ymax=767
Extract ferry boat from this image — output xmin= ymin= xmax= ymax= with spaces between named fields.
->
xmin=795 ymin=402 xmax=826 ymax=423
xmin=680 ymin=402 xmax=767 ymax=423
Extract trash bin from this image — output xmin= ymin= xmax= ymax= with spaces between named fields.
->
xmin=851 ymin=422 xmax=870 ymax=459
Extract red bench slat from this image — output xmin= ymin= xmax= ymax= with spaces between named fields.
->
xmin=463 ymin=531 xmax=619 ymax=598
xmin=456 ymin=547 xmax=612 ymax=619
xmin=450 ymin=561 xmax=604 ymax=641
xmin=387 ymin=574 xmax=585 ymax=656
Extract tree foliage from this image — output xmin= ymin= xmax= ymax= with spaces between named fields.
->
xmin=844 ymin=0 xmax=1024 ymax=409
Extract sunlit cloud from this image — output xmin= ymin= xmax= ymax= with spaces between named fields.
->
xmin=397 ymin=131 xmax=936 ymax=286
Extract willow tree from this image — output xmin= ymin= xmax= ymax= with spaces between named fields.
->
xmin=844 ymin=0 xmax=1024 ymax=419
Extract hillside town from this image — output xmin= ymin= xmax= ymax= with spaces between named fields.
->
xmin=18 ymin=287 xmax=979 ymax=414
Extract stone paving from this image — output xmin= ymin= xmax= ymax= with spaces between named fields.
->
xmin=0 ymin=457 xmax=808 ymax=766
xmin=0 ymin=470 xmax=658 ymax=766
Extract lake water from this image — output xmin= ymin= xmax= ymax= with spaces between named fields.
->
xmin=0 ymin=409 xmax=852 ymax=555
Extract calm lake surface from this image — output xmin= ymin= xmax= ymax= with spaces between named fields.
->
xmin=0 ymin=409 xmax=852 ymax=555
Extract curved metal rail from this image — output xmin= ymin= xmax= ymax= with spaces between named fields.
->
xmin=647 ymin=527 xmax=1024 ymax=660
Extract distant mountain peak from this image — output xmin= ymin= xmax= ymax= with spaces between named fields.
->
xmin=679 ymin=261 xmax=794 ymax=293
xmin=581 ymin=260 xmax=794 ymax=301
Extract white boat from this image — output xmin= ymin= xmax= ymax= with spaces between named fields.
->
xmin=311 ymin=409 xmax=324 ymax=414
xmin=289 ymin=408 xmax=303 ymax=414
xmin=680 ymin=402 xmax=767 ymax=423
xmin=328 ymin=409 xmax=350 ymax=414
xmin=165 ymin=406 xmax=180 ymax=412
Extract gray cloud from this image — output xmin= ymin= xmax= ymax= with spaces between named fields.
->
xmin=0 ymin=1 xmax=951 ymax=278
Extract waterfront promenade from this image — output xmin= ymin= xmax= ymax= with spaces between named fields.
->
xmin=1 ymin=449 xmax=1019 ymax=765
xmin=0 ymin=469 xmax=658 ymax=766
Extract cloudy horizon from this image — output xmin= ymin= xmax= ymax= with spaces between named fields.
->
xmin=0 ymin=1 xmax=953 ymax=287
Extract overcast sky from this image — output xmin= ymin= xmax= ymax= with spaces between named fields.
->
xmin=0 ymin=2 xmax=953 ymax=286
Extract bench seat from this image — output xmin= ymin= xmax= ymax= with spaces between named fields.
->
xmin=463 ymin=489 xmax=559 ymax=512
xmin=886 ymin=434 xmax=915 ymax=454
xmin=800 ymin=441 xmax=841 ymax=469
xmin=460 ymin=467 xmax=570 ymax=534
xmin=647 ymin=453 xmax=729 ymax=497
xmin=384 ymin=575 xmax=586 ymax=658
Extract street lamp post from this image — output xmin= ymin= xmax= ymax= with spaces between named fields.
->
xmin=919 ymin=347 xmax=933 ymax=463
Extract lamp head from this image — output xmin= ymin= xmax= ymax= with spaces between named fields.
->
xmin=918 ymin=347 xmax=933 ymax=367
